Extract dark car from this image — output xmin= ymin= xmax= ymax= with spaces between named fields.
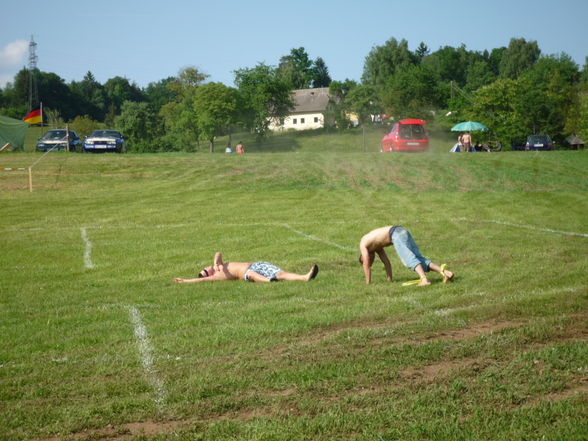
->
xmin=35 ymin=129 xmax=82 ymax=152
xmin=511 ymin=135 xmax=554 ymax=151
xmin=381 ymin=119 xmax=429 ymax=152
xmin=83 ymin=130 xmax=126 ymax=153
xmin=525 ymin=134 xmax=554 ymax=151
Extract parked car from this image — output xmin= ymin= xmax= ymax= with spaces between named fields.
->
xmin=381 ymin=119 xmax=429 ymax=152
xmin=35 ymin=129 xmax=82 ymax=152
xmin=525 ymin=134 xmax=554 ymax=151
xmin=83 ymin=130 xmax=126 ymax=153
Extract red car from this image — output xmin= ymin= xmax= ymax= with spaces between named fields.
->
xmin=381 ymin=119 xmax=429 ymax=152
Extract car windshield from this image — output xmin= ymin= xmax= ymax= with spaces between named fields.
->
xmin=528 ymin=135 xmax=550 ymax=143
xmin=399 ymin=124 xmax=426 ymax=139
xmin=90 ymin=130 xmax=121 ymax=138
xmin=41 ymin=130 xmax=66 ymax=140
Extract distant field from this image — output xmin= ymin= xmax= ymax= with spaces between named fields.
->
xmin=1 ymin=149 xmax=587 ymax=440
xmin=22 ymin=123 xmax=460 ymax=154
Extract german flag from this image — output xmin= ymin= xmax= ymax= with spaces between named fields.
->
xmin=24 ymin=109 xmax=42 ymax=125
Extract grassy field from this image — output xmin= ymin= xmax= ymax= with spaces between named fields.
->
xmin=1 ymin=147 xmax=587 ymax=440
xmin=21 ymin=124 xmax=458 ymax=154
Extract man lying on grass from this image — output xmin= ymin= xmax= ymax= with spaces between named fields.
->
xmin=173 ymin=252 xmax=319 ymax=283
xmin=359 ymin=225 xmax=454 ymax=286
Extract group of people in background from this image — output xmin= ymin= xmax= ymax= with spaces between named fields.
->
xmin=451 ymin=132 xmax=502 ymax=153
xmin=225 ymin=141 xmax=245 ymax=154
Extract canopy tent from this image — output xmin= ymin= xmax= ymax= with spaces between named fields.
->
xmin=0 ymin=114 xmax=28 ymax=151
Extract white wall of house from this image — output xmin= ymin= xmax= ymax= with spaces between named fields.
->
xmin=271 ymin=112 xmax=324 ymax=131
xmin=269 ymin=88 xmax=331 ymax=131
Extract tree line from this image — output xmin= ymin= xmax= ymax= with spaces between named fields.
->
xmin=0 ymin=39 xmax=586 ymax=151
xmin=350 ymin=37 xmax=587 ymax=146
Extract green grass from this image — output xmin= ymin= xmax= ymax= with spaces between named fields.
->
xmin=20 ymin=124 xmax=460 ymax=154
xmin=1 ymin=147 xmax=587 ymax=440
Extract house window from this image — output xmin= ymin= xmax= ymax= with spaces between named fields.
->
xmin=301 ymin=118 xmax=305 ymax=124
xmin=314 ymin=117 xmax=319 ymax=123
xmin=293 ymin=118 xmax=297 ymax=124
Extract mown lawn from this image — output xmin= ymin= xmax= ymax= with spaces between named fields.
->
xmin=1 ymin=149 xmax=587 ymax=440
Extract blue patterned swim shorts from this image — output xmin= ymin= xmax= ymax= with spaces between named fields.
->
xmin=244 ymin=261 xmax=282 ymax=281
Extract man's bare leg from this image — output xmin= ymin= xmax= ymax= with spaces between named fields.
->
xmin=429 ymin=262 xmax=454 ymax=283
xmin=414 ymin=264 xmax=431 ymax=286
xmin=276 ymin=264 xmax=319 ymax=282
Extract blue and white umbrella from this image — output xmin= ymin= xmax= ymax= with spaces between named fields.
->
xmin=451 ymin=121 xmax=489 ymax=131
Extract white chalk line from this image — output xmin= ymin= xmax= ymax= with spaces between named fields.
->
xmin=127 ymin=306 xmax=166 ymax=410
xmin=281 ymin=223 xmax=356 ymax=252
xmin=452 ymin=218 xmax=588 ymax=238
xmin=80 ymin=227 xmax=95 ymax=269
xmin=4 ymin=218 xmax=586 ymax=239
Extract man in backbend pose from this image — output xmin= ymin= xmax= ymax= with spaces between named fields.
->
xmin=359 ymin=225 xmax=454 ymax=286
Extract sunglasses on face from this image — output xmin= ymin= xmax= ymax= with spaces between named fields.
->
xmin=199 ymin=269 xmax=209 ymax=278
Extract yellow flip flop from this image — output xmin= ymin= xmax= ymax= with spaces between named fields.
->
xmin=439 ymin=263 xmax=447 ymax=277
xmin=402 ymin=277 xmax=426 ymax=286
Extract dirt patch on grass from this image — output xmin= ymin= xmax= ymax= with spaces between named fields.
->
xmin=225 ymin=168 xmax=249 ymax=176
xmin=526 ymin=381 xmax=588 ymax=406
xmin=37 ymin=419 xmax=185 ymax=441
xmin=262 ymin=318 xmax=524 ymax=360
xmin=36 ymin=404 xmax=292 ymax=441
xmin=398 ymin=357 xmax=489 ymax=382
xmin=421 ymin=320 xmax=523 ymax=342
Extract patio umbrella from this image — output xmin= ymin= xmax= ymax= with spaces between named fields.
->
xmin=451 ymin=121 xmax=489 ymax=131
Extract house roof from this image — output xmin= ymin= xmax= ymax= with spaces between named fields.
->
xmin=566 ymin=134 xmax=585 ymax=145
xmin=291 ymin=87 xmax=330 ymax=113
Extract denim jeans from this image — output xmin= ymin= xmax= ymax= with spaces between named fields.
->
xmin=390 ymin=226 xmax=431 ymax=271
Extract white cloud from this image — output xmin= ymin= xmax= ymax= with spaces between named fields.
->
xmin=0 ymin=40 xmax=28 ymax=69
xmin=0 ymin=40 xmax=28 ymax=88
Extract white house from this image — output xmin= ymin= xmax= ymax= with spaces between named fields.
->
xmin=269 ymin=87 xmax=331 ymax=131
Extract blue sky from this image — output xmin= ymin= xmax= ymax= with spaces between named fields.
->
xmin=1 ymin=0 xmax=587 ymax=89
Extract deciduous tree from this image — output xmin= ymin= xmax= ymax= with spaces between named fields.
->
xmin=362 ymin=38 xmax=415 ymax=87
xmin=115 ymin=101 xmax=162 ymax=151
xmin=499 ymin=38 xmax=540 ymax=79
xmin=192 ymin=82 xmax=238 ymax=152
xmin=234 ymin=63 xmax=293 ymax=137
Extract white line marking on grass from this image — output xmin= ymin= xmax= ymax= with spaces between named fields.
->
xmin=80 ymin=227 xmax=95 ymax=269
xmin=5 ymin=219 xmax=586 ymax=238
xmin=282 ymin=223 xmax=356 ymax=252
xmin=453 ymin=218 xmax=588 ymax=238
xmin=127 ymin=306 xmax=166 ymax=409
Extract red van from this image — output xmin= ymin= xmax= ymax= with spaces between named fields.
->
xmin=381 ymin=119 xmax=429 ymax=152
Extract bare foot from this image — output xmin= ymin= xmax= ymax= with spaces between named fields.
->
xmin=442 ymin=270 xmax=454 ymax=283
xmin=306 ymin=264 xmax=319 ymax=281
xmin=417 ymin=277 xmax=431 ymax=286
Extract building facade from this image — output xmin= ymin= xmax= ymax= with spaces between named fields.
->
xmin=269 ymin=87 xmax=330 ymax=131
